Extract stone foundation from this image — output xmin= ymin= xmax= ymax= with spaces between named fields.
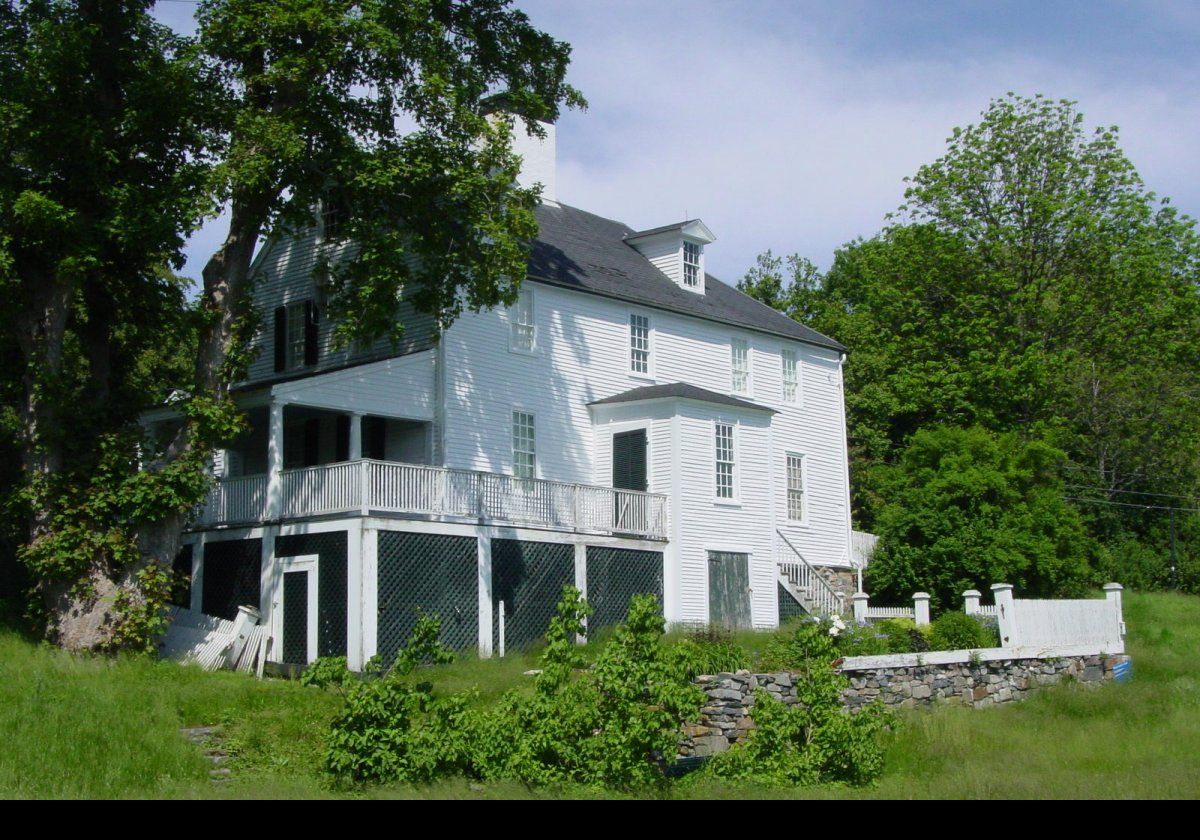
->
xmin=678 ymin=652 xmax=1129 ymax=757
xmin=815 ymin=566 xmax=858 ymax=607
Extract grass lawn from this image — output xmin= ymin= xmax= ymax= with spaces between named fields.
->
xmin=1 ymin=591 xmax=1197 ymax=799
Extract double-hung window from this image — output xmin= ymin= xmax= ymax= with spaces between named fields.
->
xmin=731 ymin=338 xmax=750 ymax=394
xmin=786 ymin=453 xmax=805 ymax=521
xmin=629 ymin=313 xmax=651 ymax=375
xmin=683 ymin=241 xmax=701 ymax=288
xmin=287 ymin=301 xmax=308 ymax=369
xmin=715 ymin=422 xmax=735 ymax=500
xmin=509 ymin=290 xmax=535 ymax=353
xmin=782 ymin=349 xmax=799 ymax=403
xmin=512 ymin=411 xmax=536 ymax=479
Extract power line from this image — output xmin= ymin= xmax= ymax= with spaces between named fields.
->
xmin=1063 ymin=484 xmax=1200 ymax=504
xmin=1063 ymin=496 xmax=1200 ymax=514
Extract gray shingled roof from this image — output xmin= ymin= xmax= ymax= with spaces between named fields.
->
xmin=529 ymin=202 xmax=846 ymax=352
xmin=588 ymin=382 xmax=776 ymax=413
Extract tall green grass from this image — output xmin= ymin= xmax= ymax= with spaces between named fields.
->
xmin=1 ymin=591 xmax=1197 ymax=798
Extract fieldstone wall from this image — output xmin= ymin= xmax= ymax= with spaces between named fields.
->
xmin=841 ymin=653 xmax=1129 ymax=710
xmin=678 ymin=653 xmax=1129 ymax=757
xmin=816 ymin=566 xmax=857 ymax=606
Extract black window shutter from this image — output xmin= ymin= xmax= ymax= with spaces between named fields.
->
xmin=335 ymin=415 xmax=350 ymax=462
xmin=303 ymin=417 xmax=321 ymax=467
xmin=274 ymin=306 xmax=288 ymax=372
xmin=304 ymin=300 xmax=319 ymax=367
xmin=612 ymin=429 xmax=647 ymax=492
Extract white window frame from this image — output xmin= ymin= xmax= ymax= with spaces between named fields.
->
xmin=683 ymin=240 xmax=702 ymax=288
xmin=512 ymin=409 xmax=537 ymax=479
xmin=786 ymin=452 xmax=807 ymax=523
xmin=781 ymin=348 xmax=800 ymax=404
xmin=508 ymin=288 xmax=536 ymax=354
xmin=628 ymin=311 xmax=653 ymax=378
xmin=714 ymin=420 xmax=738 ymax=504
xmin=286 ymin=300 xmax=308 ymax=370
xmin=731 ymin=337 xmax=751 ymax=396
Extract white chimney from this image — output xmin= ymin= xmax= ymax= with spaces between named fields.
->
xmin=509 ymin=118 xmax=556 ymax=204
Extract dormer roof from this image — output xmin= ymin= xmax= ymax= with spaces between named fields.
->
xmin=623 ymin=219 xmax=716 ymax=244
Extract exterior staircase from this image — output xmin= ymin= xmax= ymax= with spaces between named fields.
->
xmin=776 ymin=529 xmax=847 ymax=618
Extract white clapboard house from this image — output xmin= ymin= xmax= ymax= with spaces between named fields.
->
xmin=156 ymin=116 xmax=857 ymax=670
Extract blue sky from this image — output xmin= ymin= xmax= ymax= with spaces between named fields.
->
xmin=155 ymin=0 xmax=1200 ymax=283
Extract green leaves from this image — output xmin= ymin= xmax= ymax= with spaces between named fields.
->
xmin=867 ymin=426 xmax=1093 ymax=608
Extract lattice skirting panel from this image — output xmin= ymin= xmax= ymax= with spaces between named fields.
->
xmin=201 ymin=538 xmax=262 ymax=620
xmin=276 ymin=531 xmax=348 ymax=659
xmin=492 ymin=539 xmax=575 ymax=651
xmin=778 ymin=581 xmax=809 ymax=624
xmin=586 ymin=547 xmax=664 ymax=631
xmin=377 ymin=531 xmax=478 ymax=660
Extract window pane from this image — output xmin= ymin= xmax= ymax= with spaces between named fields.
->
xmin=683 ymin=241 xmax=701 ymax=287
xmin=513 ymin=411 xmax=536 ymax=479
xmin=630 ymin=313 xmax=650 ymax=374
xmin=510 ymin=292 xmax=534 ymax=351
xmin=287 ymin=301 xmax=307 ymax=369
xmin=782 ymin=349 xmax=798 ymax=402
xmin=715 ymin=423 xmax=735 ymax=499
xmin=731 ymin=339 xmax=749 ymax=393
xmin=787 ymin=454 xmax=804 ymax=520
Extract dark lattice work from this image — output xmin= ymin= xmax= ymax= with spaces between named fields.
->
xmin=377 ymin=531 xmax=478 ymax=660
xmin=585 ymin=547 xmax=663 ymax=632
xmin=281 ymin=571 xmax=309 ymax=664
xmin=276 ymin=531 xmax=347 ymax=659
xmin=492 ymin=540 xmax=575 ymax=651
xmin=170 ymin=544 xmax=193 ymax=608
xmin=201 ymin=538 xmax=262 ymax=620
xmin=778 ymin=582 xmax=809 ymax=625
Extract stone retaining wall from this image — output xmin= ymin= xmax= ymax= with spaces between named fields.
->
xmin=678 ymin=652 xmax=1129 ymax=758
xmin=840 ymin=653 xmax=1129 ymax=710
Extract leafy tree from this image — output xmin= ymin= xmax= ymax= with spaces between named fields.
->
xmin=0 ymin=0 xmax=214 ymax=645
xmin=2 ymin=0 xmax=583 ymax=648
xmin=744 ymin=95 xmax=1200 ymax=586
xmin=866 ymin=426 xmax=1093 ymax=608
xmin=134 ymin=0 xmax=585 ymax=637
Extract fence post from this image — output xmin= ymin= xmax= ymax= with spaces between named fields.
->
xmin=852 ymin=591 xmax=869 ymax=623
xmin=913 ymin=592 xmax=931 ymax=626
xmin=360 ymin=459 xmax=370 ymax=517
xmin=1103 ymin=582 xmax=1126 ymax=648
xmin=991 ymin=583 xmax=1016 ymax=648
xmin=963 ymin=589 xmax=981 ymax=615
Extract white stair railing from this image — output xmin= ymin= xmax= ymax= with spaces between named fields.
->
xmin=776 ymin=529 xmax=846 ymax=617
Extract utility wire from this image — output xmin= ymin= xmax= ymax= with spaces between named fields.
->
xmin=1063 ymin=496 xmax=1200 ymax=514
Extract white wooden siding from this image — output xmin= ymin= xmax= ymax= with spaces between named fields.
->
xmin=441 ymin=281 xmax=853 ymax=623
xmin=242 ymin=227 xmax=435 ymax=385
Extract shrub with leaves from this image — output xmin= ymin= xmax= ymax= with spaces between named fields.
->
xmin=928 ymin=610 xmax=999 ymax=651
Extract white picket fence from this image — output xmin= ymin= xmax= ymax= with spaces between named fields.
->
xmin=853 ymin=583 xmax=1127 ymax=656
xmin=157 ymin=605 xmax=270 ymax=675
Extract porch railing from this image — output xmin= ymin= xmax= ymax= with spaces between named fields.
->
xmin=196 ymin=459 xmax=668 ymax=540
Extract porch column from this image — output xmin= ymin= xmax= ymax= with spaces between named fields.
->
xmin=266 ymin=399 xmax=284 ymax=519
xmin=348 ymin=412 xmax=363 ymax=461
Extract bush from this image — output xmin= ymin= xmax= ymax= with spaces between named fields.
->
xmin=877 ymin=617 xmax=929 ymax=653
xmin=667 ymin=631 xmax=751 ymax=681
xmin=866 ymin=426 xmax=1095 ymax=609
xmin=928 ymin=611 xmax=997 ymax=651
xmin=834 ymin=621 xmax=891 ymax=657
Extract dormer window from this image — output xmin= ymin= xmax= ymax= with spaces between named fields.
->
xmin=683 ymin=241 xmax=701 ymax=287
xmin=624 ymin=219 xmax=716 ymax=294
